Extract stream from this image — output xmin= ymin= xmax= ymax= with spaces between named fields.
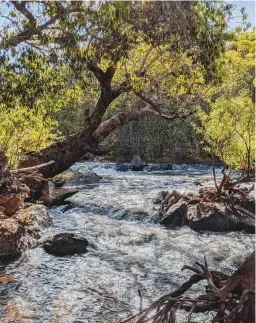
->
xmin=0 ymin=162 xmax=254 ymax=323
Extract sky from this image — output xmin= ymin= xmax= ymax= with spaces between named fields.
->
xmin=227 ymin=1 xmax=255 ymax=30
xmin=0 ymin=1 xmax=255 ymax=35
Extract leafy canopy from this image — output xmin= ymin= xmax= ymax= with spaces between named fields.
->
xmin=197 ymin=31 xmax=255 ymax=172
xmin=0 ymin=1 xmax=236 ymax=166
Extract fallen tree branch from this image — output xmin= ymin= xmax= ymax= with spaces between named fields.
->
xmin=12 ymin=160 xmax=55 ymax=173
xmin=120 ymin=254 xmax=255 ymax=323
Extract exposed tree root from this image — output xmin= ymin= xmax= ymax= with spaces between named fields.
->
xmin=120 ymin=253 xmax=255 ymax=323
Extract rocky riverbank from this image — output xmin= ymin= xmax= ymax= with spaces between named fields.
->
xmin=154 ymin=189 xmax=255 ymax=233
xmin=0 ymin=204 xmax=51 ymax=257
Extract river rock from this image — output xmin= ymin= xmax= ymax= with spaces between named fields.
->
xmin=160 ymin=199 xmax=188 ymax=227
xmin=65 ymin=172 xmax=102 ymax=186
xmin=157 ymin=191 xmax=255 ymax=233
xmin=14 ymin=204 xmax=52 ymax=240
xmin=116 ymin=163 xmax=130 ymax=172
xmin=0 ymin=204 xmax=51 ymax=257
xmin=50 ymin=187 xmax=79 ymax=206
xmin=231 ymin=193 xmax=255 ymax=214
xmin=43 ymin=233 xmax=88 ymax=256
xmin=228 ymin=205 xmax=255 ymax=233
xmin=130 ymin=155 xmax=144 ymax=171
xmin=114 ymin=207 xmax=149 ymax=221
xmin=186 ymin=203 xmax=231 ymax=231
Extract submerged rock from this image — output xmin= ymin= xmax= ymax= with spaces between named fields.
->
xmin=114 ymin=207 xmax=149 ymax=221
xmin=116 ymin=163 xmax=130 ymax=172
xmin=0 ymin=204 xmax=51 ymax=257
xmin=43 ymin=233 xmax=88 ymax=256
xmin=147 ymin=164 xmax=173 ymax=172
xmin=130 ymin=155 xmax=144 ymax=171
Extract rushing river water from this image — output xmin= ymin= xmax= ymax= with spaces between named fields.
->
xmin=0 ymin=162 xmax=254 ymax=323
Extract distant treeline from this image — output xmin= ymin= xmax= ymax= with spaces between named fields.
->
xmin=99 ymin=116 xmax=210 ymax=164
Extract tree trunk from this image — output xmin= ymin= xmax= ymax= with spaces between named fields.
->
xmin=19 ymin=106 xmax=196 ymax=177
xmin=20 ymin=131 xmax=92 ymax=177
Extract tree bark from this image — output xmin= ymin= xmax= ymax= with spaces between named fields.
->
xmin=20 ymin=131 xmax=91 ymax=177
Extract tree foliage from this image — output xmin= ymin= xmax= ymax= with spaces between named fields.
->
xmin=0 ymin=1 xmax=238 ymax=171
xmin=197 ymin=31 xmax=255 ymax=177
xmin=0 ymin=49 xmax=83 ymax=166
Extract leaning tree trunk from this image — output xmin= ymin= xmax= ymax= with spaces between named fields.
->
xmin=19 ymin=131 xmax=92 ymax=178
xmin=19 ymin=104 xmax=195 ymax=178
xmin=19 ymin=62 xmax=130 ymax=177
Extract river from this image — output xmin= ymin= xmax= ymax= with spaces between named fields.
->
xmin=0 ymin=162 xmax=254 ymax=322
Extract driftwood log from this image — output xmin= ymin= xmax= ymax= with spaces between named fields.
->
xmin=121 ymin=252 xmax=255 ymax=323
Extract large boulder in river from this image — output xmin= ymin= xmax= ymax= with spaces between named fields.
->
xmin=0 ymin=204 xmax=51 ymax=257
xmin=186 ymin=203 xmax=233 ymax=232
xmin=157 ymin=191 xmax=255 ymax=233
xmin=43 ymin=233 xmax=88 ymax=256
xmin=65 ymin=172 xmax=102 ymax=186
xmin=160 ymin=199 xmax=188 ymax=226
xmin=130 ymin=155 xmax=144 ymax=171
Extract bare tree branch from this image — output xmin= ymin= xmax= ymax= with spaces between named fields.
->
xmin=12 ymin=2 xmax=36 ymax=24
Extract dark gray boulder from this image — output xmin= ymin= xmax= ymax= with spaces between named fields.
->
xmin=130 ymin=155 xmax=144 ymax=171
xmin=156 ymin=191 xmax=255 ymax=233
xmin=50 ymin=188 xmax=79 ymax=206
xmin=65 ymin=172 xmax=102 ymax=186
xmin=160 ymin=199 xmax=188 ymax=227
xmin=43 ymin=233 xmax=88 ymax=256
xmin=186 ymin=203 xmax=231 ymax=231
xmin=228 ymin=206 xmax=255 ymax=233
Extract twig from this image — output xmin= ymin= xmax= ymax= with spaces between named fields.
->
xmin=138 ymin=289 xmax=143 ymax=312
xmin=187 ymin=302 xmax=197 ymax=322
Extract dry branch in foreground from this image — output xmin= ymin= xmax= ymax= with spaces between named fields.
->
xmin=121 ymin=252 xmax=255 ymax=323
